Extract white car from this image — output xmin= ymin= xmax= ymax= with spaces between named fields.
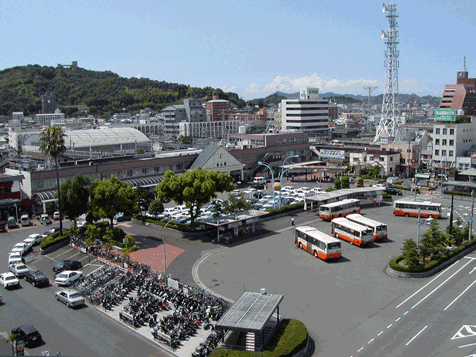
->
xmin=14 ymin=242 xmax=33 ymax=255
xmin=55 ymin=270 xmax=83 ymax=286
xmin=0 ymin=272 xmax=20 ymax=289
xmin=24 ymin=233 xmax=44 ymax=246
xmin=76 ymin=220 xmax=87 ymax=228
xmin=10 ymin=247 xmax=24 ymax=257
xmin=8 ymin=253 xmax=22 ymax=266
xmin=55 ymin=289 xmax=85 ymax=308
xmin=9 ymin=263 xmax=29 ymax=278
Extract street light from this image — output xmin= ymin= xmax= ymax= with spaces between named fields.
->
xmin=258 ymin=161 xmax=275 ymax=208
xmin=279 ymin=155 xmax=299 ymax=208
xmin=163 ymin=220 xmax=172 ymax=276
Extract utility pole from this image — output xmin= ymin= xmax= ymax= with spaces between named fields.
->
xmin=449 ymin=194 xmax=454 ymax=235
xmin=470 ymin=190 xmax=474 ymax=241
xmin=417 ymin=208 xmax=421 ymax=246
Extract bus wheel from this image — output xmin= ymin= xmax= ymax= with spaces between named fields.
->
xmin=404 ymin=213 xmax=409 ymax=217
xmin=314 ymin=251 xmax=318 ymax=258
xmin=299 ymin=243 xmax=302 ymax=249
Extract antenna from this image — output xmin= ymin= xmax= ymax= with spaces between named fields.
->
xmin=362 ymin=86 xmax=378 ymax=114
xmin=374 ymin=2 xmax=404 ymax=143
xmin=463 ymin=56 xmax=467 ymax=71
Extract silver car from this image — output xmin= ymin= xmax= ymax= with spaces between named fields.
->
xmin=55 ymin=289 xmax=85 ymax=308
xmin=9 ymin=263 xmax=29 ymax=278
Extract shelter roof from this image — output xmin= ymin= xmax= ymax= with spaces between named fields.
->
xmin=64 ymin=128 xmax=149 ymax=148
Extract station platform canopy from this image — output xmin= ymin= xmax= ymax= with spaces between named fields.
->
xmin=305 ymin=186 xmax=386 ymax=203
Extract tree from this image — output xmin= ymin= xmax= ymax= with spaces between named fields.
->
xmin=89 ymin=176 xmax=138 ymax=228
xmin=148 ymin=199 xmax=164 ymax=216
xmin=39 ymin=125 xmax=66 ymax=236
xmin=401 ymin=239 xmax=419 ymax=269
xmin=135 ymin=187 xmax=149 ymax=216
xmin=58 ymin=174 xmax=90 ymax=227
xmin=334 ymin=177 xmax=341 ymax=190
xmin=121 ymin=235 xmax=140 ymax=255
xmin=155 ymin=167 xmax=235 ymax=226
xmin=341 ymin=176 xmax=350 ymax=189
xmin=223 ymin=193 xmax=252 ymax=217
xmin=85 ymin=225 xmax=102 ymax=246
xmin=357 ymin=177 xmax=364 ymax=187
xmin=420 ymin=220 xmax=446 ymax=261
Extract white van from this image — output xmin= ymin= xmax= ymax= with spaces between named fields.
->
xmin=254 ymin=177 xmax=266 ymax=185
xmin=20 ymin=214 xmax=30 ymax=227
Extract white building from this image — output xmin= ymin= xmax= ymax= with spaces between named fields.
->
xmin=35 ymin=108 xmax=65 ymax=126
xmin=179 ymin=120 xmax=240 ymax=139
xmin=432 ymin=117 xmax=476 ymax=168
xmin=349 ymin=149 xmax=400 ymax=175
xmin=281 ymin=87 xmax=329 ymax=134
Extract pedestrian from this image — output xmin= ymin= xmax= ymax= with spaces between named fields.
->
xmin=291 ymin=217 xmax=295 ymax=226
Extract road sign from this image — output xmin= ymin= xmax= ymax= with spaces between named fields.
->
xmin=467 ymin=217 xmax=474 ymax=223
xmin=452 ymin=325 xmax=476 ymax=340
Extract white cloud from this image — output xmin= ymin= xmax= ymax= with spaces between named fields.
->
xmin=136 ymin=74 xmax=143 ymax=79
xmin=244 ymin=83 xmax=260 ymax=94
xmin=222 ymin=86 xmax=238 ymax=92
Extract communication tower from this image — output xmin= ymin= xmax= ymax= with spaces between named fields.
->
xmin=362 ymin=86 xmax=378 ymax=114
xmin=374 ymin=2 xmax=403 ymax=143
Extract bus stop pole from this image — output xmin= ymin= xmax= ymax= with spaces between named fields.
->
xmin=470 ymin=191 xmax=474 ymax=242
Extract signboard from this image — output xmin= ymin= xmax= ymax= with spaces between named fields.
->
xmin=167 ymin=278 xmax=179 ymax=291
xmin=435 ymin=109 xmax=456 ymax=122
xmin=0 ymin=198 xmax=20 ymax=205
xmin=319 ymin=150 xmax=345 ymax=161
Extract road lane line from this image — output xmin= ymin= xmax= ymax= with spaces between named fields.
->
xmin=378 ymin=331 xmax=384 ymax=336
xmin=396 ymin=317 xmax=401 ymax=322
xmin=444 ymin=279 xmax=476 ymax=311
xmin=406 ymin=325 xmax=428 ymax=346
xmin=412 ymin=260 xmax=473 ymax=309
xmin=459 ymin=342 xmax=476 ymax=349
xmin=404 ymin=311 xmax=409 ymax=315
xmin=387 ymin=324 xmax=393 ymax=329
xmin=52 ymin=248 xmax=74 ymax=258
xmin=470 ymin=267 xmax=476 ymax=275
xmin=368 ymin=339 xmax=374 ymax=344
xmin=357 ymin=347 xmax=364 ymax=352
xmin=396 ymin=260 xmax=460 ymax=308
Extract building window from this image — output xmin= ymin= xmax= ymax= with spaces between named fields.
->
xmin=154 ymin=166 xmax=159 ymax=174
xmin=435 ymin=139 xmax=440 ymax=145
xmin=127 ymin=169 xmax=133 ymax=177
xmin=442 ymin=150 xmax=446 ymax=157
xmin=379 ymin=157 xmax=384 ymax=162
xmin=443 ymin=129 xmax=447 ymax=135
xmin=435 ymin=128 xmax=440 ymax=134
xmin=390 ymin=157 xmax=393 ymax=161
xmin=442 ymin=139 xmax=447 ymax=145
xmin=449 ymin=150 xmax=454 ymax=157
xmin=450 ymin=129 xmax=454 ymax=135
xmin=142 ymin=168 xmax=147 ymax=175
xmin=435 ymin=150 xmax=439 ymax=156
xmin=449 ymin=140 xmax=454 ymax=146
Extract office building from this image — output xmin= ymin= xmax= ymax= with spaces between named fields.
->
xmin=439 ymin=70 xmax=476 ymax=115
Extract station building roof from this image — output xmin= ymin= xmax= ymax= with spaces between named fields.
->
xmin=63 ymin=128 xmax=149 ymax=149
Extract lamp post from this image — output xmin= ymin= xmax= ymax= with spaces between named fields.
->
xmin=279 ymin=155 xmax=299 ymax=209
xmin=258 ymin=161 xmax=275 ymax=208
xmin=163 ymin=220 xmax=171 ymax=276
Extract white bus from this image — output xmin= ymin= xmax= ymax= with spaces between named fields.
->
xmin=318 ymin=199 xmax=360 ymax=220
xmin=331 ymin=217 xmax=374 ymax=246
xmin=346 ymin=213 xmax=387 ymax=242
xmin=393 ymin=199 xmax=442 ymax=219
xmin=294 ymin=226 xmax=342 ymax=261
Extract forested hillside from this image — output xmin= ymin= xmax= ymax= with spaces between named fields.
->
xmin=0 ymin=65 xmax=246 ymax=116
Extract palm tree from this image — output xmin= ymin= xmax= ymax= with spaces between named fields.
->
xmin=39 ymin=125 xmax=66 ymax=236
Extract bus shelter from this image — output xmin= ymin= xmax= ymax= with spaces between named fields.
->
xmin=216 ymin=291 xmax=284 ymax=352
xmin=304 ymin=187 xmax=386 ymax=211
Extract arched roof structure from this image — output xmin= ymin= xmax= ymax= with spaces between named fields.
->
xmin=63 ymin=128 xmax=149 ymax=149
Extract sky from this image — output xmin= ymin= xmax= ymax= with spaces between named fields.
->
xmin=1 ymin=0 xmax=475 ymax=100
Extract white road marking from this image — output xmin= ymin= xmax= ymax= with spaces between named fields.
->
xmin=67 ymin=251 xmax=82 ymax=259
xmin=0 ymin=331 xmax=9 ymax=339
xmin=470 ymin=267 xmax=476 ymax=275
xmin=357 ymin=347 xmax=364 ymax=352
xmin=387 ymin=324 xmax=393 ymax=329
xmin=464 ymin=257 xmax=476 ymax=261
xmin=459 ymin=342 xmax=476 ymax=349
xmin=404 ymin=311 xmax=409 ymax=315
xmin=452 ymin=325 xmax=476 ymax=340
xmin=396 ymin=317 xmax=401 ymax=322
xmin=396 ymin=260 xmax=460 ymax=308
xmin=445 ymin=280 xmax=476 ymax=311
xmin=378 ymin=331 xmax=384 ymax=336
xmin=52 ymin=248 xmax=74 ymax=258
xmin=412 ymin=260 xmax=473 ymax=309
xmin=406 ymin=325 xmax=428 ymax=346
xmin=368 ymin=339 xmax=374 ymax=344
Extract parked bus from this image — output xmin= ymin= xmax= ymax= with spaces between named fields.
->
xmin=331 ymin=217 xmax=374 ymax=246
xmin=393 ymin=199 xmax=442 ymax=218
xmin=294 ymin=226 xmax=342 ymax=260
xmin=318 ymin=199 xmax=360 ymax=220
xmin=346 ymin=213 xmax=387 ymax=242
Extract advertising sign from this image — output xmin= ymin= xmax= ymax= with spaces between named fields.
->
xmin=435 ymin=109 xmax=456 ymax=122
xmin=167 ymin=278 xmax=179 ymax=291
xmin=319 ymin=150 xmax=345 ymax=161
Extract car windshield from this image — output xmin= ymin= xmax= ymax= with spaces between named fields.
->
xmin=16 ymin=264 xmax=27 ymax=270
xmin=69 ymin=293 xmax=81 ymax=299
xmin=5 ymin=276 xmax=15 ymax=281
xmin=57 ymin=274 xmax=67 ymax=279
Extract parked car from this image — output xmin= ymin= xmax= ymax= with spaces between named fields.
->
xmin=24 ymin=270 xmax=49 ymax=287
xmin=53 ymin=260 xmax=82 ymax=273
xmin=14 ymin=242 xmax=33 ymax=254
xmin=11 ymin=325 xmax=42 ymax=347
xmin=76 ymin=220 xmax=87 ymax=227
xmin=8 ymin=253 xmax=23 ymax=266
xmin=7 ymin=216 xmax=17 ymax=229
xmin=10 ymin=247 xmax=25 ymax=257
xmin=55 ymin=289 xmax=85 ymax=308
xmin=9 ymin=262 xmax=29 ymax=278
xmin=20 ymin=214 xmax=30 ymax=227
xmin=24 ymin=233 xmax=45 ymax=246
xmin=0 ymin=272 xmax=20 ymax=289
xmin=0 ymin=221 xmax=6 ymax=232
xmin=53 ymin=211 xmax=60 ymax=220
xmin=55 ymin=270 xmax=83 ymax=286
xmin=114 ymin=213 xmax=132 ymax=222
xmin=385 ymin=187 xmax=403 ymax=195
xmin=44 ymin=227 xmax=60 ymax=236
xmin=40 ymin=214 xmax=52 ymax=225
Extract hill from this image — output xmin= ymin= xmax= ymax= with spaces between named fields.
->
xmin=0 ymin=65 xmax=246 ymax=116
xmin=249 ymin=91 xmax=441 ymax=107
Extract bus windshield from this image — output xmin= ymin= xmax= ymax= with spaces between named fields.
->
xmin=328 ymin=242 xmax=341 ymax=250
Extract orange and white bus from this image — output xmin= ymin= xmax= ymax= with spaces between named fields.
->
xmin=393 ymin=199 xmax=442 ymax=218
xmin=294 ymin=226 xmax=342 ymax=260
xmin=331 ymin=217 xmax=373 ymax=246
xmin=318 ymin=199 xmax=360 ymax=220
xmin=346 ymin=213 xmax=387 ymax=242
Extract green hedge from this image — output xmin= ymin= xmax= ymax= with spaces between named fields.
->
xmin=40 ymin=230 xmax=72 ymax=250
xmin=444 ymin=190 xmax=471 ymax=196
xmin=210 ymin=319 xmax=308 ymax=357
xmin=389 ymin=238 xmax=476 ymax=273
xmin=265 ymin=202 xmax=305 ymax=216
xmin=134 ymin=216 xmax=214 ymax=233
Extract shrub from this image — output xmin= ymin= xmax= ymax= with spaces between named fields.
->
xmin=40 ymin=232 xmax=71 ymax=250
xmin=444 ymin=190 xmax=471 ymax=196
xmin=362 ymin=175 xmax=372 ymax=180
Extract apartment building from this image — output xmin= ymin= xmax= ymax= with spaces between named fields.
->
xmin=281 ymin=87 xmax=329 ymax=134
xmin=205 ymin=96 xmax=230 ymax=121
xmin=439 ymin=70 xmax=476 ymax=116
xmin=35 ymin=108 xmax=65 ymax=126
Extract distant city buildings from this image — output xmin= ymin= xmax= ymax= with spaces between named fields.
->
xmin=36 ymin=108 xmax=65 ymax=126
xmin=41 ymin=92 xmax=56 ymax=114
